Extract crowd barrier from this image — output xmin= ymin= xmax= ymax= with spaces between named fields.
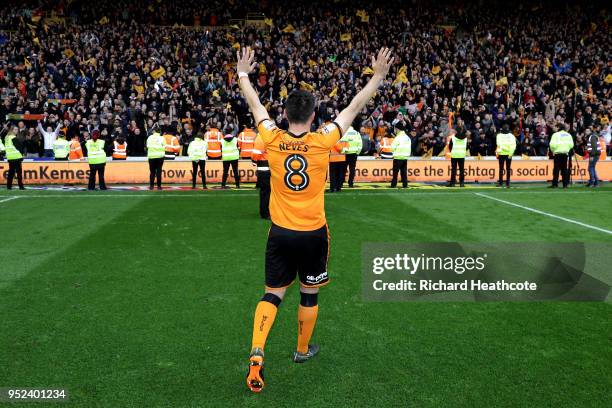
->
xmin=0 ymin=157 xmax=609 ymax=184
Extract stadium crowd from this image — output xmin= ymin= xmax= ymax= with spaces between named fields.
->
xmin=0 ymin=0 xmax=610 ymax=159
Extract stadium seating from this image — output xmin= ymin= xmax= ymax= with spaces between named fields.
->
xmin=1 ymin=0 xmax=610 ymax=158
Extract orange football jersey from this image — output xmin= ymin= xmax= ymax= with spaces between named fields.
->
xmin=257 ymin=119 xmax=342 ymax=231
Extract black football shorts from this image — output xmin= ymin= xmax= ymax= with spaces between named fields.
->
xmin=265 ymin=223 xmax=330 ymax=289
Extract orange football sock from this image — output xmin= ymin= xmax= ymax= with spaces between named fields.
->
xmin=297 ymin=305 xmax=319 ymax=354
xmin=251 ymin=301 xmax=278 ymax=351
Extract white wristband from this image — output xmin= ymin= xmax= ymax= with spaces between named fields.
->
xmin=238 ymin=72 xmax=249 ymax=79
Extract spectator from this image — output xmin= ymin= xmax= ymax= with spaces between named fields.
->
xmin=37 ymin=119 xmax=61 ymax=158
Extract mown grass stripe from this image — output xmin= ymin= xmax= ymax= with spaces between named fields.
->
xmin=475 ymin=192 xmax=612 ymax=235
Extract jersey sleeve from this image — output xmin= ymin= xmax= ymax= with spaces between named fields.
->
xmin=257 ymin=119 xmax=280 ymax=145
xmin=318 ymin=121 xmax=343 ymax=149
xmin=251 ymin=136 xmax=265 ymax=161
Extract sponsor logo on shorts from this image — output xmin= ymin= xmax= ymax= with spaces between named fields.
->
xmin=306 ymin=271 xmax=328 ymax=284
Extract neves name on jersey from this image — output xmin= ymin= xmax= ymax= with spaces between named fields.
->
xmin=279 ymin=140 xmax=310 ymax=152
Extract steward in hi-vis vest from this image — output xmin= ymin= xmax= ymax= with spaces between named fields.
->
xmin=53 ymin=134 xmax=70 ymax=160
xmin=390 ymin=121 xmax=411 ymax=188
xmin=69 ymin=136 xmax=84 ymax=160
xmin=85 ymin=130 xmax=107 ymax=190
xmin=495 ymin=123 xmax=517 ymax=188
xmin=221 ymin=133 xmax=240 ymax=188
xmin=379 ymin=133 xmax=393 ymax=159
xmin=164 ymin=133 xmax=180 ymax=159
xmin=238 ymin=127 xmax=257 ymax=159
xmin=205 ymin=127 xmax=222 ymax=159
xmin=447 ymin=128 xmax=467 ymax=187
xmin=112 ymin=138 xmax=128 ymax=160
xmin=147 ymin=131 xmax=166 ymax=190
xmin=549 ymin=123 xmax=574 ymax=188
xmin=188 ymin=133 xmax=208 ymax=189
xmin=343 ymin=126 xmax=363 ymax=187
xmin=4 ymin=127 xmax=25 ymax=189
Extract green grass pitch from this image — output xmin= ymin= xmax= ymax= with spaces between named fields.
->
xmin=1 ymin=185 xmax=611 ymax=407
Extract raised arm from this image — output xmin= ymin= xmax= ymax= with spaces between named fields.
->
xmin=335 ymin=48 xmax=394 ymax=133
xmin=0 ymin=123 xmax=9 ymax=138
xmin=236 ymin=47 xmax=270 ymax=125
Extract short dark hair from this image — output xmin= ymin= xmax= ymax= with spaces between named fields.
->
xmin=285 ymin=90 xmax=315 ymax=124
xmin=394 ymin=121 xmax=406 ymax=132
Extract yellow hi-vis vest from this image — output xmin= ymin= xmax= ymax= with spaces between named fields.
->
xmin=188 ymin=138 xmax=207 ymax=161
xmin=345 ymin=127 xmax=363 ymax=154
xmin=86 ymin=139 xmax=106 ymax=164
xmin=53 ymin=137 xmax=70 ymax=159
xmin=5 ymin=134 xmax=23 ymax=160
xmin=550 ymin=131 xmax=574 ymax=155
xmin=147 ymin=133 xmax=166 ymax=159
xmin=221 ymin=137 xmax=239 ymax=161
xmin=496 ymin=132 xmax=516 ymax=156
xmin=450 ymin=136 xmax=467 ymax=158
xmin=391 ymin=131 xmax=412 ymax=159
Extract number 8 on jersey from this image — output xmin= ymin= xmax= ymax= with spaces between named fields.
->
xmin=284 ymin=154 xmax=309 ymax=191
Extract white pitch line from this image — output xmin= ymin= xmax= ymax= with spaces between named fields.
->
xmin=1 ymin=190 xmax=610 ymax=199
xmin=0 ymin=191 xmax=505 ymax=198
xmin=474 ymin=192 xmax=612 ymax=235
xmin=0 ymin=196 xmax=19 ymax=204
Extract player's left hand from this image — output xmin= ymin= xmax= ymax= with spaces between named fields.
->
xmin=372 ymin=47 xmax=394 ymax=78
xmin=237 ymin=47 xmax=258 ymax=75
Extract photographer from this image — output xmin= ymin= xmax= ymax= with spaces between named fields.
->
xmin=585 ymin=129 xmax=601 ymax=187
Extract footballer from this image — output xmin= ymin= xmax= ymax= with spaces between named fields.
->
xmin=236 ymin=46 xmax=394 ymax=392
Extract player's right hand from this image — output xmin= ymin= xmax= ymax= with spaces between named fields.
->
xmin=372 ymin=47 xmax=394 ymax=78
